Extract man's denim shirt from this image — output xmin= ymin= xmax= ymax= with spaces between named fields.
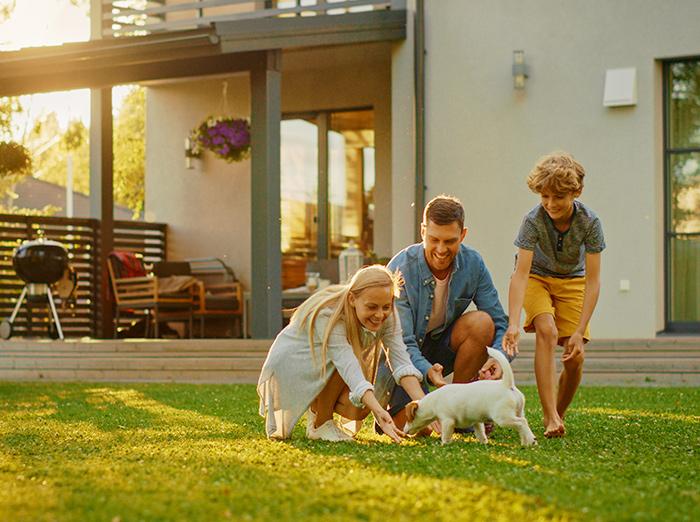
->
xmin=375 ymin=243 xmax=509 ymax=403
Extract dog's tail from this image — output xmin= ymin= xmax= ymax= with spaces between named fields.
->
xmin=487 ymin=346 xmax=515 ymax=389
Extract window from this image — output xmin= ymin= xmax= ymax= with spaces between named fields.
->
xmin=664 ymin=59 xmax=700 ymax=331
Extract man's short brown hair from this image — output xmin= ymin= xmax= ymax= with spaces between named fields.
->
xmin=527 ymin=152 xmax=585 ymax=195
xmin=423 ymin=195 xmax=465 ymax=229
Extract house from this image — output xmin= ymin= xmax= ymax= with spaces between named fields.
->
xmin=5 ymin=176 xmax=134 ymax=220
xmin=0 ymin=0 xmax=698 ymax=338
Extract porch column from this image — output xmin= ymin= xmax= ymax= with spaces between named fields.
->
xmin=89 ymin=87 xmax=114 ymax=338
xmin=250 ymin=50 xmax=282 ymax=338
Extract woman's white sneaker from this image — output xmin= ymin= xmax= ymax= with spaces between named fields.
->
xmin=306 ymin=419 xmax=354 ymax=442
xmin=305 ymin=409 xmax=316 ymax=436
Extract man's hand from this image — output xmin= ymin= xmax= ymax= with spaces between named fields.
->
xmin=427 ymin=363 xmax=447 ymax=387
xmin=478 ymin=357 xmax=502 ymax=380
xmin=563 ymin=332 xmax=585 ymax=362
xmin=502 ymin=324 xmax=520 ymax=357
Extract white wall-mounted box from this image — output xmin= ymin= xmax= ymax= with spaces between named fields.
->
xmin=603 ymin=67 xmax=637 ymax=107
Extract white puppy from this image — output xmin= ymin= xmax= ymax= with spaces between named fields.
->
xmin=403 ymin=347 xmax=537 ymax=446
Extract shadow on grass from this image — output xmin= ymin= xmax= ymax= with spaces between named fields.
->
xmin=1 ymin=383 xmax=696 ymax=521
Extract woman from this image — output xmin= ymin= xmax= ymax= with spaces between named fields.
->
xmin=258 ymin=265 xmax=426 ymax=442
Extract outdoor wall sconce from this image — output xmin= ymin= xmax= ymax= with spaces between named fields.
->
xmin=512 ymin=50 xmax=529 ymax=90
xmin=184 ymin=137 xmax=200 ymax=170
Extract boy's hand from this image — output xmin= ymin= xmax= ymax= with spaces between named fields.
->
xmin=503 ymin=324 xmax=520 ymax=356
xmin=478 ymin=358 xmax=502 ymax=380
xmin=563 ymin=332 xmax=585 ymax=362
xmin=427 ymin=363 xmax=447 ymax=387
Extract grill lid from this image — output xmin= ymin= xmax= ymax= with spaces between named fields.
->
xmin=13 ymin=239 xmax=69 ymax=284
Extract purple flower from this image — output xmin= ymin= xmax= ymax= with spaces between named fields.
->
xmin=190 ymin=116 xmax=251 ymax=162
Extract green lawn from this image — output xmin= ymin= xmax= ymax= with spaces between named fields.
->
xmin=0 ymin=383 xmax=697 ymax=522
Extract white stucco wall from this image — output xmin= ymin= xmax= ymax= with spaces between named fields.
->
xmin=420 ymin=0 xmax=700 ymax=338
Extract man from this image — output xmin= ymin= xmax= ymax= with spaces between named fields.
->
xmin=376 ymin=195 xmax=509 ymax=429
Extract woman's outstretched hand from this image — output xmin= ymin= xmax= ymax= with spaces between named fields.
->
xmin=375 ymin=409 xmax=405 ymax=443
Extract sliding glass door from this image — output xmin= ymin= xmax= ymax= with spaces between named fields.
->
xmin=281 ymin=108 xmax=375 ymax=261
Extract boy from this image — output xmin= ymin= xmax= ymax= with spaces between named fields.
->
xmin=503 ymin=152 xmax=605 ymax=438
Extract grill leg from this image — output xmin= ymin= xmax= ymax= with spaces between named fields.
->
xmin=46 ymin=289 xmax=64 ymax=341
xmin=8 ymin=287 xmax=28 ymax=323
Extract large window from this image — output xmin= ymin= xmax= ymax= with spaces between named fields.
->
xmin=281 ymin=108 xmax=375 ymax=261
xmin=664 ymin=59 xmax=700 ymax=331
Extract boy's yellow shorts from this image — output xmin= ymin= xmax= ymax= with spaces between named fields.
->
xmin=523 ymin=274 xmax=590 ymax=344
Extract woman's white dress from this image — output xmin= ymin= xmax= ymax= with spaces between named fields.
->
xmin=257 ymin=309 xmax=422 ymax=439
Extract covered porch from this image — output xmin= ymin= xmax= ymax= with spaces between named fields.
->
xmin=0 ymin=1 xmax=411 ymax=339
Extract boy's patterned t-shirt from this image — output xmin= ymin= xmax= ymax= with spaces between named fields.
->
xmin=514 ymin=200 xmax=605 ymax=278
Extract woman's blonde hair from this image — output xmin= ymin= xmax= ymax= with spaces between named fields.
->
xmin=527 ymin=152 xmax=585 ymax=195
xmin=290 ymin=264 xmax=402 ymax=376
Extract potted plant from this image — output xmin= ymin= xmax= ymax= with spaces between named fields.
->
xmin=188 ymin=116 xmax=251 ymax=163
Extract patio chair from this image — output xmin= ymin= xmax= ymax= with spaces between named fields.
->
xmin=154 ymin=257 xmax=243 ymax=338
xmin=107 ymin=251 xmax=194 ymax=339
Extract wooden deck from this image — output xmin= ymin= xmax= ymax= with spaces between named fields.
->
xmin=0 ymin=337 xmax=698 ymax=386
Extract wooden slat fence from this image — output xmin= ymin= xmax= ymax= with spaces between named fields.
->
xmin=0 ymin=214 xmax=167 ymax=338
xmin=103 ymin=0 xmax=399 ymax=37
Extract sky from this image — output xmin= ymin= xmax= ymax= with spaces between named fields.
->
xmin=0 ymin=0 xmax=129 ymax=134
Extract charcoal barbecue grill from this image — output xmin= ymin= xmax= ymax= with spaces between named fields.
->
xmin=0 ymin=239 xmax=70 ymax=340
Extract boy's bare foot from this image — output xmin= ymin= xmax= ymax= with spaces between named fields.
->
xmin=543 ymin=416 xmax=566 ymax=438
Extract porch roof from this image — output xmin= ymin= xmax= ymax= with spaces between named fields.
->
xmin=0 ymin=28 xmax=256 ymax=97
xmin=0 ymin=10 xmax=406 ymax=97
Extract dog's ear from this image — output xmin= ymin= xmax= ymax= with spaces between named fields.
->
xmin=405 ymin=401 xmax=419 ymax=422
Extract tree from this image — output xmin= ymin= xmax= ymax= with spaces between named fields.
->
xmin=29 ymin=114 xmax=90 ymax=196
xmin=114 ymin=86 xmax=145 ymax=218
xmin=0 ymin=95 xmax=35 ymax=213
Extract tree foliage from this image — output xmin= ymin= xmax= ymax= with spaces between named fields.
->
xmin=0 ymin=95 xmax=36 ymax=213
xmin=8 ymin=86 xmax=146 ymax=218
xmin=114 ymin=86 xmax=145 ymax=218
xmin=30 ymin=113 xmax=90 ymax=195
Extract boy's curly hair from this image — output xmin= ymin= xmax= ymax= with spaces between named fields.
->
xmin=527 ymin=152 xmax=585 ymax=195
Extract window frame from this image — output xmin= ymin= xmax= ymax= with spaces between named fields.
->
xmin=662 ymin=57 xmax=700 ymax=333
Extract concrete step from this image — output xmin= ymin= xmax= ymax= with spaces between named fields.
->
xmin=0 ymin=356 xmax=267 ymax=371
xmin=0 ymin=337 xmax=698 ymax=385
xmin=0 ymin=338 xmax=273 ymax=352
xmin=514 ymin=370 xmax=699 ymax=387
xmin=0 ymin=350 xmax=268 ymax=359
xmin=516 ymin=338 xmax=700 ymax=351
xmin=0 ymin=368 xmax=260 ymax=384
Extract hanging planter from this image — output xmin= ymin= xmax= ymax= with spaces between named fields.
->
xmin=188 ymin=116 xmax=251 ymax=163
xmin=0 ymin=141 xmax=32 ymax=178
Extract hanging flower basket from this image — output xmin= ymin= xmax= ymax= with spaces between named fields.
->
xmin=0 ymin=141 xmax=32 ymax=178
xmin=188 ymin=116 xmax=251 ymax=163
